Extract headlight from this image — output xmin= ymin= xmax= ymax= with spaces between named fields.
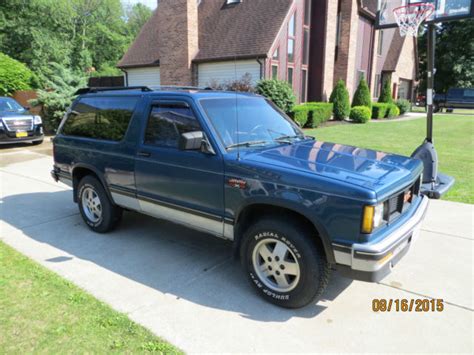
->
xmin=361 ymin=203 xmax=385 ymax=234
xmin=33 ymin=115 xmax=42 ymax=125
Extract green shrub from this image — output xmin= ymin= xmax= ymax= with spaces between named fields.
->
xmin=350 ymin=106 xmax=372 ymax=123
xmin=292 ymin=104 xmax=310 ymax=127
xmin=306 ymin=102 xmax=333 ymax=128
xmin=352 ymin=78 xmax=372 ymax=109
xmin=372 ymin=103 xmax=389 ymax=119
xmin=256 ymin=79 xmax=296 ymax=113
xmin=395 ymin=99 xmax=411 ymax=115
xmin=378 ymin=78 xmax=393 ymax=103
xmin=329 ymin=80 xmax=350 ymax=120
xmin=386 ymin=103 xmax=400 ymax=118
xmin=0 ymin=53 xmax=38 ymax=95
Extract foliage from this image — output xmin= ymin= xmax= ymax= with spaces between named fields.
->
xmin=378 ymin=77 xmax=393 ymax=103
xmin=386 ymin=103 xmax=400 ymax=118
xmin=372 ymin=103 xmax=389 ymax=119
xmin=329 ymin=80 xmax=351 ymax=120
xmin=208 ymin=73 xmax=255 ymax=92
xmin=256 ymin=79 xmax=296 ymax=113
xmin=350 ymin=106 xmax=372 ymax=123
xmin=306 ymin=114 xmax=473 ymax=204
xmin=89 ymin=64 xmax=123 ymax=78
xmin=29 ymin=63 xmax=87 ymax=133
xmin=395 ymin=99 xmax=411 ymax=115
xmin=0 ymin=241 xmax=182 ymax=354
xmin=306 ymin=102 xmax=333 ymax=128
xmin=0 ymin=0 xmax=153 ymax=83
xmin=292 ymin=105 xmax=310 ymax=127
xmin=418 ymin=20 xmax=474 ymax=93
xmin=352 ymin=78 xmax=372 ymax=109
xmin=0 ymin=53 xmax=38 ymax=95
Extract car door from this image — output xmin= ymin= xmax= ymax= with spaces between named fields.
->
xmin=134 ymin=98 xmax=226 ymax=237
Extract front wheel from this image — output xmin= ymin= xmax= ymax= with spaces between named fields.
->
xmin=77 ymin=175 xmax=122 ymax=233
xmin=241 ymin=218 xmax=330 ymax=308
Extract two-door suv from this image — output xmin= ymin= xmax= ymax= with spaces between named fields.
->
xmin=51 ymin=87 xmax=429 ymax=308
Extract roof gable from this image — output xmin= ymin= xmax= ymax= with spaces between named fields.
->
xmin=118 ymin=0 xmax=293 ymax=68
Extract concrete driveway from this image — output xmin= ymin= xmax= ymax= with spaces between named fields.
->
xmin=1 ymin=141 xmax=473 ymax=353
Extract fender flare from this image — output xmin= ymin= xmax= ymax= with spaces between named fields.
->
xmin=71 ymin=163 xmax=114 ymax=204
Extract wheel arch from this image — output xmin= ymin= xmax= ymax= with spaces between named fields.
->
xmin=71 ymin=164 xmax=113 ymax=204
xmin=233 ymin=202 xmax=335 ymax=264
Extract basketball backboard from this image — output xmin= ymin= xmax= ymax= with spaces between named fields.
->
xmin=376 ymin=0 xmax=474 ymax=28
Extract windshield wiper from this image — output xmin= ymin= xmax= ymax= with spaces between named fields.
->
xmin=226 ymin=140 xmax=271 ymax=150
xmin=274 ymin=134 xmax=305 ymax=143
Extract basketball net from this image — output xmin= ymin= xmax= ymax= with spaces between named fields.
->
xmin=393 ymin=2 xmax=435 ymax=36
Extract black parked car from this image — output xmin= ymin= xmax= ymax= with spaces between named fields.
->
xmin=0 ymin=97 xmax=44 ymax=145
xmin=433 ymin=88 xmax=474 ymax=113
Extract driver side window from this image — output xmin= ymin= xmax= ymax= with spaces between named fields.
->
xmin=144 ymin=102 xmax=201 ymax=148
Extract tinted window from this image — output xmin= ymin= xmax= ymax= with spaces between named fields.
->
xmin=448 ymin=89 xmax=463 ymax=98
xmin=464 ymin=89 xmax=474 ymax=98
xmin=62 ymin=97 xmax=137 ymax=141
xmin=144 ymin=103 xmax=200 ymax=148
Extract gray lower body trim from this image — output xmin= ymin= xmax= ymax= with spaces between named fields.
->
xmin=110 ymin=191 xmax=233 ymax=240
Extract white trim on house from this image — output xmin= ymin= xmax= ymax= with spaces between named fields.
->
xmin=198 ymin=60 xmax=261 ymax=87
xmin=125 ymin=67 xmax=161 ymax=87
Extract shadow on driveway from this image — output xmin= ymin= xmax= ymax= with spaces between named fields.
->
xmin=1 ymin=190 xmax=353 ymax=321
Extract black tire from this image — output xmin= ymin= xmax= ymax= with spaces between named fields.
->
xmin=433 ymin=104 xmax=440 ymax=113
xmin=240 ymin=217 xmax=330 ymax=308
xmin=32 ymin=139 xmax=43 ymax=145
xmin=77 ymin=175 xmax=122 ymax=233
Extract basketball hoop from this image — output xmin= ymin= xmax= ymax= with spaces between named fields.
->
xmin=393 ymin=2 xmax=435 ymax=37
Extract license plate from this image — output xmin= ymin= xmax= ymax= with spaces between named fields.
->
xmin=16 ymin=131 xmax=28 ymax=138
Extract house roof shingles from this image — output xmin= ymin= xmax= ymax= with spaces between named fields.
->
xmin=118 ymin=0 xmax=293 ymax=68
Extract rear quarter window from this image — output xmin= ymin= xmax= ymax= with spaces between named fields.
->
xmin=61 ymin=96 xmax=138 ymax=141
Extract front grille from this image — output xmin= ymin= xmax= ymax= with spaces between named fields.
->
xmin=3 ymin=118 xmax=33 ymax=132
xmin=384 ymin=175 xmax=422 ymax=223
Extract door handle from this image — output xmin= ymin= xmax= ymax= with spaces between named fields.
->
xmin=137 ymin=151 xmax=151 ymax=158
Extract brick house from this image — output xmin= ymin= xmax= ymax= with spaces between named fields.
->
xmin=117 ymin=0 xmax=418 ymax=103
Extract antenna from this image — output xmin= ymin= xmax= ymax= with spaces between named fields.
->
xmin=234 ymin=56 xmax=240 ymax=160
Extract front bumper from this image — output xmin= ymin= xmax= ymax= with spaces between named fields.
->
xmin=0 ymin=124 xmax=44 ymax=144
xmin=334 ymin=195 xmax=429 ymax=282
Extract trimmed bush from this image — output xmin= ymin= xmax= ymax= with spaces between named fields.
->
xmin=256 ymin=79 xmax=296 ymax=113
xmin=292 ymin=104 xmax=310 ymax=127
xmin=0 ymin=53 xmax=38 ymax=95
xmin=329 ymin=80 xmax=350 ymax=120
xmin=350 ymin=106 xmax=372 ymax=123
xmin=306 ymin=102 xmax=333 ymax=128
xmin=372 ymin=103 xmax=389 ymax=119
xmin=352 ymin=78 xmax=372 ymax=109
xmin=386 ymin=103 xmax=400 ymax=118
xmin=396 ymin=99 xmax=411 ymax=115
xmin=378 ymin=78 xmax=393 ymax=103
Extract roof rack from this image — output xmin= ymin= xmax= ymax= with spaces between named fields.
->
xmin=74 ymin=86 xmax=153 ymax=95
xmin=75 ymin=85 xmax=213 ymax=96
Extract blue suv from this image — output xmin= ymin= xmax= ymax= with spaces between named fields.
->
xmin=51 ymin=87 xmax=428 ymax=308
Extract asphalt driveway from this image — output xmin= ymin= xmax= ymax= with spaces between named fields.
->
xmin=1 ymin=142 xmax=473 ymax=353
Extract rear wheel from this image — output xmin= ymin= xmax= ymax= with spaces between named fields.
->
xmin=77 ymin=175 xmax=122 ymax=233
xmin=32 ymin=139 xmax=43 ymax=145
xmin=241 ymin=217 xmax=330 ymax=308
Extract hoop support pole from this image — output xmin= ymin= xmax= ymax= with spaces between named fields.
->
xmin=426 ymin=24 xmax=435 ymax=143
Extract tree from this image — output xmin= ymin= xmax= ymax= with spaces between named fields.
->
xmin=378 ymin=77 xmax=393 ymax=103
xmin=352 ymin=78 xmax=372 ymax=109
xmin=0 ymin=53 xmax=38 ymax=95
xmin=256 ymin=79 xmax=296 ymax=113
xmin=329 ymin=80 xmax=350 ymax=120
xmin=126 ymin=3 xmax=153 ymax=37
xmin=418 ymin=20 xmax=474 ymax=93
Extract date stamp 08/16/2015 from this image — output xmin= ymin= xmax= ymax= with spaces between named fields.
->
xmin=372 ymin=299 xmax=445 ymax=313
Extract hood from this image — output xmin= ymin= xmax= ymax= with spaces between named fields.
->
xmin=242 ymin=140 xmax=423 ymax=199
xmin=0 ymin=110 xmax=33 ymax=118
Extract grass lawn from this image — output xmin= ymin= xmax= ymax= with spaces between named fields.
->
xmin=0 ymin=241 xmax=181 ymax=354
xmin=306 ymin=114 xmax=473 ymax=204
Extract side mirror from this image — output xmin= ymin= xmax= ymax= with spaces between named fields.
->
xmin=23 ymin=106 xmax=30 ymax=110
xmin=179 ymin=131 xmax=215 ymax=154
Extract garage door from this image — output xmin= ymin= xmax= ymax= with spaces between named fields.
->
xmin=126 ymin=67 xmax=160 ymax=87
xmin=198 ymin=60 xmax=261 ymax=87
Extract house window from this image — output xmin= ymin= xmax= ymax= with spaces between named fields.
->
xmin=301 ymin=69 xmax=308 ymax=102
xmin=288 ymin=39 xmax=295 ymax=63
xmin=374 ymin=74 xmax=381 ymax=97
xmin=287 ymin=67 xmax=294 ymax=87
xmin=287 ymin=12 xmax=296 ymax=63
xmin=288 ymin=12 xmax=296 ymax=37
xmin=304 ymin=0 xmax=311 ymax=26
xmin=273 ymin=47 xmax=279 ymax=60
xmin=377 ymin=30 xmax=384 ymax=56
xmin=272 ymin=65 xmax=278 ymax=79
xmin=303 ymin=28 xmax=310 ymax=65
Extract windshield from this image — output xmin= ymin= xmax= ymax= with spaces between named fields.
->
xmin=0 ymin=97 xmax=25 ymax=113
xmin=200 ymin=97 xmax=304 ymax=150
